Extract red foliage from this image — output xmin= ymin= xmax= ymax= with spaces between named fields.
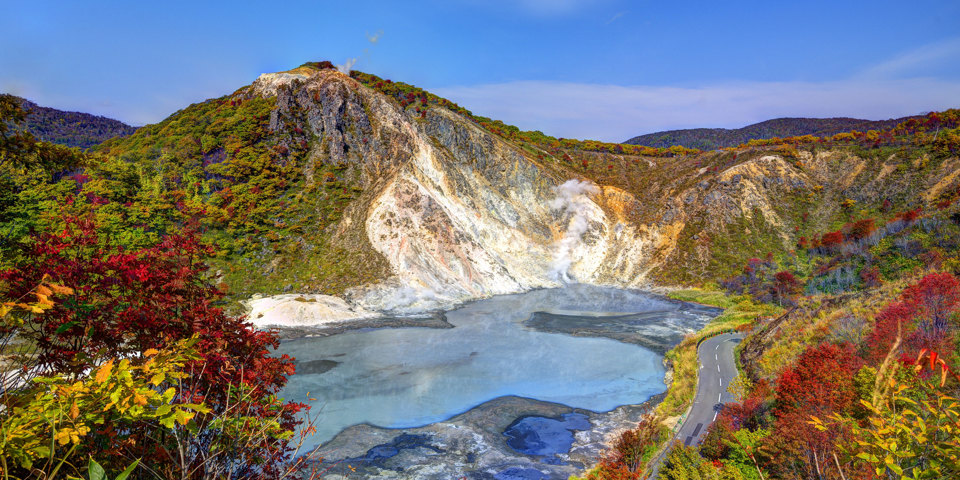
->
xmin=845 ymin=218 xmax=876 ymax=241
xmin=860 ymin=265 xmax=882 ymax=288
xmin=767 ymin=342 xmax=862 ymax=478
xmin=70 ymin=173 xmax=91 ymax=185
xmin=820 ymin=230 xmax=844 ymax=248
xmin=699 ymin=416 xmax=734 ymax=460
xmin=773 ymin=271 xmax=801 ymax=301
xmin=919 ymin=249 xmax=944 ymax=268
xmin=898 ymin=208 xmax=922 ymax=223
xmin=594 ymin=414 xmax=662 ymax=479
xmin=864 ymin=301 xmax=915 ymax=364
xmin=774 ymin=342 xmax=863 ymax=416
xmin=0 ymin=217 xmax=304 ymax=476
xmin=901 ymin=272 xmax=960 ymax=345
xmin=864 ymin=272 xmax=960 ymax=363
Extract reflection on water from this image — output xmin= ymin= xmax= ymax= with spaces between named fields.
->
xmin=276 ymin=285 xmax=715 ymax=448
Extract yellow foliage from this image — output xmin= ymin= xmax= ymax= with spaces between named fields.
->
xmin=95 ymin=360 xmax=114 ymax=384
xmin=0 ymin=338 xmax=204 ymax=470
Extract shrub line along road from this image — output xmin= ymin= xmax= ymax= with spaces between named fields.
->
xmin=646 ymin=332 xmax=744 ymax=478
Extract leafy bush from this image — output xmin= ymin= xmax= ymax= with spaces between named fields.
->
xmin=0 ymin=217 xmax=308 ymax=479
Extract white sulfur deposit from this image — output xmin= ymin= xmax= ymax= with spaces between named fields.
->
xmin=244 ymin=294 xmax=379 ymax=328
xmin=242 ymin=72 xmax=670 ymax=326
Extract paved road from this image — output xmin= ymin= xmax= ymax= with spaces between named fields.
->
xmin=676 ymin=333 xmax=743 ymax=447
xmin=646 ymin=332 xmax=743 ymax=478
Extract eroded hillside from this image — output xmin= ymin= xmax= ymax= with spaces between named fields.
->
xmin=6 ymin=64 xmax=958 ymax=320
xmin=243 ymin=68 xmax=960 ymax=318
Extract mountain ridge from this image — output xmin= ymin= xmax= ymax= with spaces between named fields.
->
xmin=1 ymin=94 xmax=137 ymax=149
xmin=5 ymin=63 xmax=960 ymax=320
xmin=624 ymin=116 xmax=918 ymax=150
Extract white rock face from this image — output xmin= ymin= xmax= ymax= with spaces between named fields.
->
xmin=245 ymin=294 xmax=378 ymax=328
xmin=250 ymin=72 xmax=311 ymax=96
xmin=243 ymin=71 xmax=671 ymax=326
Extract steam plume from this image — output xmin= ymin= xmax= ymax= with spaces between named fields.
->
xmin=337 ymin=58 xmax=357 ymax=74
xmin=337 ymin=30 xmax=384 ymax=73
xmin=548 ymin=179 xmax=600 ymax=283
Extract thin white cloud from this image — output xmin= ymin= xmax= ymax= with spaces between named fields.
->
xmin=432 ymin=37 xmax=960 ymax=142
xmin=858 ymin=37 xmax=960 ymax=79
xmin=605 ymin=11 xmax=626 ymax=24
xmin=433 ymin=78 xmax=960 ymax=142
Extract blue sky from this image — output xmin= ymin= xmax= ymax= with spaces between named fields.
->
xmin=2 ymin=0 xmax=959 ymax=141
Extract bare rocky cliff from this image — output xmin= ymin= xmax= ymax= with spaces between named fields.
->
xmin=240 ymin=68 xmax=960 ymax=324
xmin=246 ymin=70 xmax=658 ymax=321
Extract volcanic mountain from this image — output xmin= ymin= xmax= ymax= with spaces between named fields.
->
xmin=77 ymin=63 xmax=960 ymax=320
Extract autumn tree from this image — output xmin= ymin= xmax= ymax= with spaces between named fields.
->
xmin=772 ymin=271 xmax=801 ymax=306
xmin=0 ymin=94 xmax=85 ymax=171
xmin=0 ymin=216 xmax=305 ymax=478
xmin=814 ymin=350 xmax=960 ymax=479
xmin=589 ymin=412 xmax=664 ymax=479
xmin=900 ymin=272 xmax=960 ymax=345
xmin=845 ymin=218 xmax=876 ymax=242
xmin=864 ymin=273 xmax=960 ymax=362
xmin=820 ymin=231 xmax=844 ymax=250
xmin=764 ymin=342 xmax=863 ymax=480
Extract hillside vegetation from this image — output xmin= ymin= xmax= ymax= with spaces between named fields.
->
xmin=1 ymin=61 xmax=960 ymax=479
xmin=2 ymin=94 xmax=137 ymax=149
xmin=595 ymin=189 xmax=960 ymax=480
xmin=581 ymin=119 xmax=960 ymax=478
xmin=625 ymin=116 xmax=916 ymax=150
xmin=6 ymin=64 xmax=958 ymax=304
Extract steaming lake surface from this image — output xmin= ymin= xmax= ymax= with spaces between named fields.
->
xmin=276 ymin=285 xmax=716 ymax=448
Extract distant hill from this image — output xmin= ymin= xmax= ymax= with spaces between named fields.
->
xmin=4 ymin=95 xmax=137 ymax=149
xmin=624 ymin=116 xmax=918 ymax=150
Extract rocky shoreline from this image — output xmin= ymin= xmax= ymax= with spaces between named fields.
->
xmin=273 ymin=312 xmax=453 ymax=341
xmin=271 ymin=287 xmax=720 ymax=479
xmin=307 ymin=393 xmax=665 ymax=480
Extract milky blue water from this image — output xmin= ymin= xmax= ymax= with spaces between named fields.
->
xmin=504 ymin=413 xmax=592 ymax=456
xmin=276 ymin=285 xmax=712 ymax=448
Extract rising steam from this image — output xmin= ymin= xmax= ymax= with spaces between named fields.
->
xmin=548 ymin=179 xmax=600 ymax=283
xmin=337 ymin=30 xmax=384 ymax=73
xmin=336 ymin=58 xmax=357 ymax=74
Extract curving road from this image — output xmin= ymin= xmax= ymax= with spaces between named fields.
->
xmin=676 ymin=333 xmax=743 ymax=446
xmin=646 ymin=332 xmax=744 ymax=478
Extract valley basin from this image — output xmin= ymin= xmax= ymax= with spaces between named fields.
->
xmin=273 ymin=285 xmax=720 ymax=479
